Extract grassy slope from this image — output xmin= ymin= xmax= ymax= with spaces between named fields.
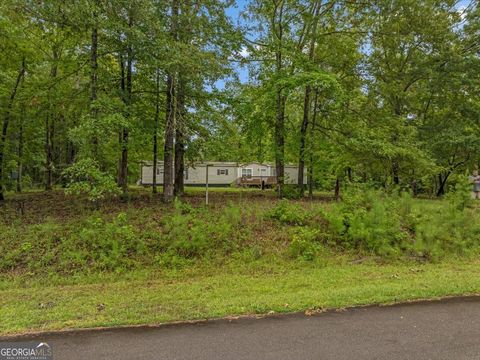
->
xmin=1 ymin=188 xmax=480 ymax=335
xmin=2 ymin=259 xmax=480 ymax=335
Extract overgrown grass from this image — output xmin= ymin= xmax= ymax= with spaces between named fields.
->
xmin=1 ymin=187 xmax=480 ymax=335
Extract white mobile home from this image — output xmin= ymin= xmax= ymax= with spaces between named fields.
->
xmin=140 ymin=161 xmax=307 ymax=187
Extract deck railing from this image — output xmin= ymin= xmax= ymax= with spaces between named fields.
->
xmin=236 ymin=176 xmax=277 ymax=187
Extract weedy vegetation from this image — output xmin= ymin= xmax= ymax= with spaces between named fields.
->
xmin=1 ymin=186 xmax=480 ymax=335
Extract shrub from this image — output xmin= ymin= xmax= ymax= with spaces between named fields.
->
xmin=3 ymin=188 xmax=480 ymax=278
xmin=63 ymin=159 xmax=121 ymax=202
xmin=0 ymin=222 xmax=63 ymax=273
xmin=155 ymin=250 xmax=193 ymax=269
xmin=321 ymin=189 xmax=409 ymax=255
xmin=445 ymin=174 xmax=473 ymax=211
xmin=0 ymin=213 xmax=148 ymax=274
xmin=174 ymin=198 xmax=195 ymax=214
xmin=347 ymin=201 xmax=406 ymax=256
xmin=73 ymin=213 xmax=144 ymax=271
xmin=319 ymin=187 xmax=480 ymax=259
xmin=281 ymin=184 xmax=303 ymax=200
xmin=162 ymin=203 xmax=248 ymax=259
xmin=408 ymin=202 xmax=480 ymax=260
xmin=265 ymin=200 xmax=306 ymax=225
xmin=289 ymin=227 xmax=321 ymax=261
xmin=0 ymin=202 xmax=247 ymax=273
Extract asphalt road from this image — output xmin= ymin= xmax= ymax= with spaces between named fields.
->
xmin=5 ymin=296 xmax=480 ymax=360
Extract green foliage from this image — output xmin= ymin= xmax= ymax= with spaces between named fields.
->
xmin=63 ymin=159 xmax=121 ymax=202
xmin=173 ymin=198 xmax=195 ymax=214
xmin=277 ymin=71 xmax=344 ymax=102
xmin=0 ymin=198 xmax=256 ymax=274
xmin=3 ymin=190 xmax=480 ymax=277
xmin=0 ymin=213 xmax=145 ymax=274
xmin=404 ymin=185 xmax=480 ymax=260
xmin=411 ymin=206 xmax=480 ymax=260
xmin=318 ymin=188 xmax=480 ymax=260
xmin=265 ymin=200 xmax=306 ymax=225
xmin=445 ymin=174 xmax=473 ymax=211
xmin=321 ymin=189 xmax=405 ymax=255
xmin=156 ymin=202 xmax=249 ymax=267
xmin=74 ymin=213 xmax=144 ymax=271
xmin=281 ymin=184 xmax=303 ymax=200
xmin=1 ymin=0 xmax=479 ymax=202
xmin=289 ymin=227 xmax=320 ymax=261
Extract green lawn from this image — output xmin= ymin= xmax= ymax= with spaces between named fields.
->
xmin=2 ymin=258 xmax=480 ymax=336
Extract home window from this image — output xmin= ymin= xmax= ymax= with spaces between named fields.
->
xmin=156 ymin=168 xmax=163 ymax=176
xmin=217 ymin=169 xmax=229 ymax=175
xmin=242 ymin=168 xmax=252 ymax=178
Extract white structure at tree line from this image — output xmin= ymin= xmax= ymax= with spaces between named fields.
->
xmin=140 ymin=161 xmax=307 ymax=187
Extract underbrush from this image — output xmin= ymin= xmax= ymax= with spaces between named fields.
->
xmin=1 ymin=186 xmax=480 ymax=278
xmin=266 ymin=185 xmax=480 ymax=261
xmin=0 ymin=200 xmax=264 ymax=275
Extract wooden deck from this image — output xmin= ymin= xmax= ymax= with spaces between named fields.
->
xmin=236 ymin=176 xmax=277 ymax=188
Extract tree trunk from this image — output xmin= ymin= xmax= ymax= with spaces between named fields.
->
xmin=0 ymin=58 xmax=25 ymax=202
xmin=174 ymin=1 xmax=193 ymax=197
xmin=334 ymin=177 xmax=340 ymax=201
xmin=118 ymin=55 xmax=125 ymax=187
xmin=163 ymin=0 xmax=179 ymax=203
xmin=436 ymin=172 xmax=450 ymax=197
xmin=392 ymin=160 xmax=400 ymax=185
xmin=118 ymin=16 xmax=133 ymax=194
xmin=16 ymin=102 xmax=25 ymax=193
xmin=411 ymin=178 xmax=418 ymax=197
xmin=174 ymin=75 xmax=186 ymax=197
xmin=298 ymin=2 xmax=320 ymax=195
xmin=45 ymin=114 xmax=54 ymax=191
xmin=392 ymin=104 xmax=402 ymax=186
xmin=308 ymin=89 xmax=319 ymax=199
xmin=118 ymin=128 xmax=129 ymax=193
xmin=90 ymin=21 xmax=99 ymax=156
xmin=66 ymin=114 xmax=76 ymax=165
xmin=274 ymin=0 xmax=285 ymax=198
xmin=347 ymin=167 xmax=353 ymax=182
xmin=67 ymin=140 xmax=76 ymax=165
xmin=163 ymin=73 xmax=175 ymax=203
xmin=152 ymin=69 xmax=160 ymax=194
xmin=275 ymin=90 xmax=286 ymax=197
xmin=45 ymin=50 xmax=58 ymax=191
xmin=298 ymin=85 xmax=310 ymax=195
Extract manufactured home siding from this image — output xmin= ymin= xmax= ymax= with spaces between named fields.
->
xmin=140 ymin=161 xmax=307 ymax=186
xmin=284 ymin=166 xmax=307 ymax=185
xmin=183 ymin=164 xmax=237 ymax=185
xmin=141 ymin=162 xmax=237 ymax=185
xmin=141 ymin=164 xmax=158 ymax=184
xmin=239 ymin=163 xmax=272 ymax=178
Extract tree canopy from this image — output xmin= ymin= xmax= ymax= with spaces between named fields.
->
xmin=0 ymin=0 xmax=478 ymax=201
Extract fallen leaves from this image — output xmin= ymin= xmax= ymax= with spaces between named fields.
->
xmin=305 ymin=308 xmax=325 ymax=316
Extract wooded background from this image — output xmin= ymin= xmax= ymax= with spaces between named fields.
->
xmin=0 ymin=0 xmax=479 ymax=202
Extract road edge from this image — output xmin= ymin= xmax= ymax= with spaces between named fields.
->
xmin=2 ymin=293 xmax=480 ymax=340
